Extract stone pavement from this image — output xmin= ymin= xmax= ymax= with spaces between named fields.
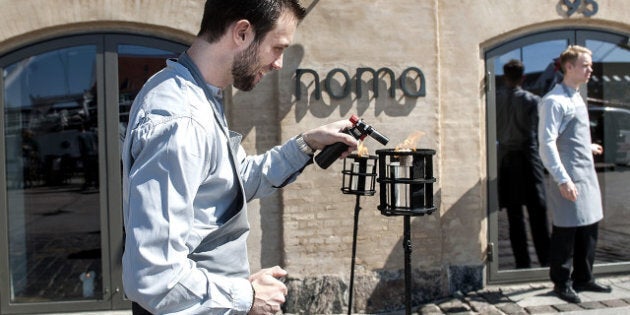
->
xmin=38 ymin=275 xmax=630 ymax=315
xmin=415 ymin=275 xmax=630 ymax=315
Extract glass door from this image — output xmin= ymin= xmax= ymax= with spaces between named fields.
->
xmin=486 ymin=29 xmax=630 ymax=283
xmin=581 ymin=32 xmax=630 ymax=273
xmin=0 ymin=36 xmax=108 ymax=314
xmin=0 ymin=34 xmax=186 ymax=314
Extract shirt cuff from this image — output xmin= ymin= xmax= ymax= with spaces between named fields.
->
xmin=232 ymin=277 xmax=254 ymax=312
xmin=285 ymin=138 xmax=313 ymax=168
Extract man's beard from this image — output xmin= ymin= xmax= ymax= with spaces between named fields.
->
xmin=232 ymin=41 xmax=261 ymax=91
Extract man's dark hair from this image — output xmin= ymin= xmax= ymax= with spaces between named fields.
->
xmin=198 ymin=0 xmax=306 ymax=44
xmin=503 ymin=59 xmax=525 ymax=86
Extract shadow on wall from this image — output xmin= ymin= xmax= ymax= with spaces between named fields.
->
xmin=284 ymin=182 xmax=486 ymax=313
xmin=285 ymin=45 xmax=422 ymax=122
xmin=229 ymin=43 xmax=426 ymax=268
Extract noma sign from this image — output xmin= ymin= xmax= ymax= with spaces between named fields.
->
xmin=295 ymin=67 xmax=426 ymax=100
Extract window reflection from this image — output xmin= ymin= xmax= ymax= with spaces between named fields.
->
xmin=494 ymin=38 xmax=630 ymax=271
xmin=494 ymin=40 xmax=567 ymax=270
xmin=4 ymin=45 xmax=102 ymax=302
xmin=586 ymin=40 xmax=630 ymax=263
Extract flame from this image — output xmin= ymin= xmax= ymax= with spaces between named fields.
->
xmin=357 ymin=140 xmax=369 ymax=157
xmin=395 ymin=131 xmax=425 ymax=151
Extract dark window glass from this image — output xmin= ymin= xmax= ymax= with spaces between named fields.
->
xmin=4 ymin=45 xmax=102 ymax=302
xmin=585 ymin=40 xmax=630 ymax=263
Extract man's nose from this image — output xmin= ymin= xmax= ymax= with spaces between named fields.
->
xmin=271 ymin=55 xmax=283 ymax=70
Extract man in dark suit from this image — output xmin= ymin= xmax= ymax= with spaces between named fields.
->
xmin=497 ymin=59 xmax=551 ymax=269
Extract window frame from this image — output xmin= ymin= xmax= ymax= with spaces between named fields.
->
xmin=0 ymin=33 xmax=187 ymax=314
xmin=485 ymin=28 xmax=630 ymax=284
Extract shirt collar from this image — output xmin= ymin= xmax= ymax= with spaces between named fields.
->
xmin=560 ymin=82 xmax=578 ymax=97
xmin=206 ymin=83 xmax=223 ymax=101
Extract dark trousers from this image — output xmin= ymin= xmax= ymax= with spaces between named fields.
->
xmin=499 ymin=150 xmax=550 ymax=268
xmin=132 ymin=302 xmax=153 ymax=315
xmin=506 ymin=203 xmax=551 ymax=268
xmin=549 ymin=222 xmax=599 ymax=288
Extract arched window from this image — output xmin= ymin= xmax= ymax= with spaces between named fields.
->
xmin=485 ymin=29 xmax=630 ymax=283
xmin=0 ymin=34 xmax=187 ymax=314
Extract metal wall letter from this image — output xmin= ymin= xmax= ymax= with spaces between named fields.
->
xmin=399 ymin=67 xmax=426 ymax=97
xmin=325 ymin=68 xmax=352 ymax=99
xmin=356 ymin=67 xmax=396 ymax=98
xmin=561 ymin=0 xmax=598 ymax=17
xmin=295 ymin=68 xmax=320 ymax=100
xmin=582 ymin=0 xmax=599 ymax=17
xmin=295 ymin=67 xmax=427 ymax=100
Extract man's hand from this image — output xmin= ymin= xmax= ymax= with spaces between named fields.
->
xmin=301 ymin=120 xmax=358 ymax=159
xmin=591 ymin=143 xmax=603 ymax=155
xmin=248 ymin=266 xmax=288 ymax=315
xmin=559 ymin=181 xmax=578 ymax=202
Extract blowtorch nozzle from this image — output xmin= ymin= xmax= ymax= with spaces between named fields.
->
xmin=353 ymin=117 xmax=389 ymax=145
xmin=367 ymin=128 xmax=389 ymax=145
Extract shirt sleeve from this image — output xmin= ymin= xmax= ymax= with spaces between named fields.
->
xmin=123 ymin=117 xmax=253 ymax=314
xmin=238 ymin=137 xmax=312 ymax=201
xmin=538 ymin=96 xmax=571 ymax=184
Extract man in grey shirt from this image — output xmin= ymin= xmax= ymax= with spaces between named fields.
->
xmin=538 ymin=45 xmax=611 ymax=304
xmin=122 ymin=1 xmax=358 ymax=314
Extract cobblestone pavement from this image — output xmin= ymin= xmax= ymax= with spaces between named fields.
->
xmin=37 ymin=275 xmax=630 ymax=315
xmin=414 ymin=275 xmax=630 ymax=315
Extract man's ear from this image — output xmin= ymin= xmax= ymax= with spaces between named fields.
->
xmin=564 ymin=61 xmax=574 ymax=72
xmin=232 ymin=19 xmax=253 ymax=46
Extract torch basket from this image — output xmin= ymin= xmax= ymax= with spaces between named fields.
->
xmin=376 ymin=148 xmax=436 ymax=216
xmin=341 ymin=154 xmax=378 ymax=196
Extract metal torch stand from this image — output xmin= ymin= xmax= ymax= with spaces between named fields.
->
xmin=376 ymin=149 xmax=436 ymax=315
xmin=341 ymin=155 xmax=377 ymax=315
xmin=349 ymin=194 xmax=361 ymax=315
xmin=403 ymin=215 xmax=413 ymax=315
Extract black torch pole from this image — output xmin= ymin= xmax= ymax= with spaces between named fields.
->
xmin=348 ymin=194 xmax=361 ymax=315
xmin=403 ymin=215 xmax=412 ymax=315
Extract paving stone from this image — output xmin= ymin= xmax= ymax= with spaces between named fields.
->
xmin=479 ymin=291 xmax=511 ymax=304
xmin=552 ymin=303 xmax=584 ymax=312
xmin=437 ymin=297 xmax=470 ymax=313
xmin=524 ymin=305 xmax=558 ymax=314
xmin=495 ymin=302 xmax=527 ymax=314
xmin=500 ymin=284 xmax=531 ymax=295
xmin=467 ymin=303 xmax=506 ymax=315
xmin=505 ymin=288 xmax=559 ymax=307
xmin=430 ymin=276 xmax=630 ymax=315
xmin=600 ymin=298 xmax=630 ymax=308
xmin=579 ymin=301 xmax=607 ymax=309
xmin=579 ymin=287 xmax=629 ymax=302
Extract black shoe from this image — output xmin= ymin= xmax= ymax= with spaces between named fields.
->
xmin=554 ymin=286 xmax=581 ymax=303
xmin=573 ymin=281 xmax=612 ymax=293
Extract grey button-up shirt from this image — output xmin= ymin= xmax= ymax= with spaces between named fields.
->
xmin=122 ymin=58 xmax=310 ymax=314
xmin=538 ymin=83 xmax=603 ymax=227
